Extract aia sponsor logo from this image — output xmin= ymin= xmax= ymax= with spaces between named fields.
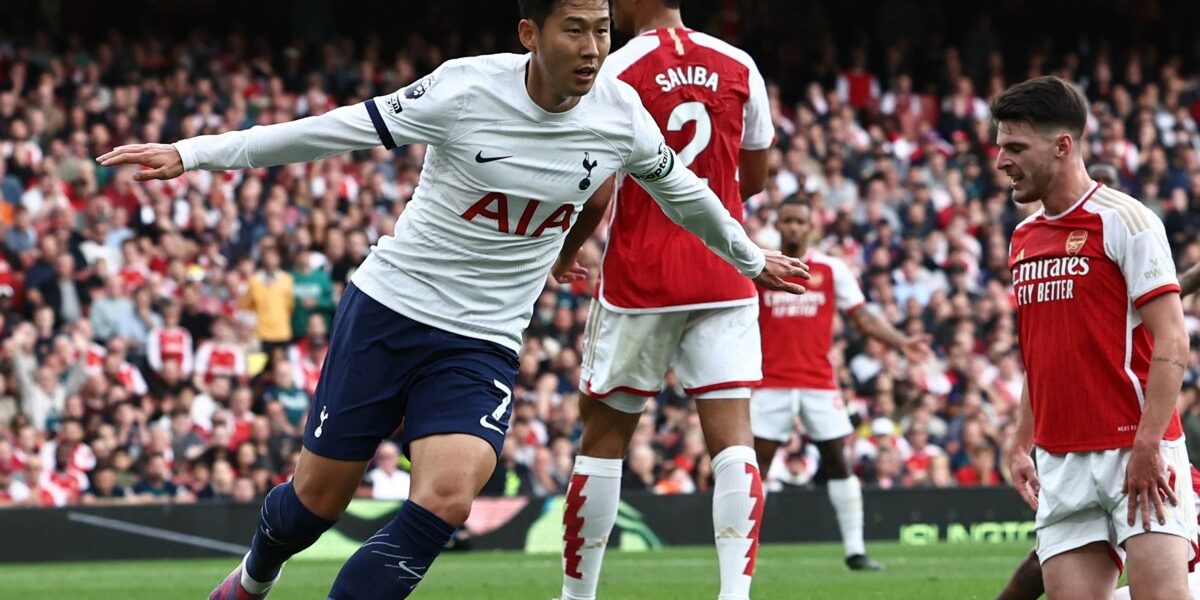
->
xmin=1065 ymin=230 xmax=1088 ymax=256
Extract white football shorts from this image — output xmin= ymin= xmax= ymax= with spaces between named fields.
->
xmin=1034 ymin=441 xmax=1197 ymax=568
xmin=579 ymin=301 xmax=761 ymax=413
xmin=750 ymin=388 xmax=853 ymax=443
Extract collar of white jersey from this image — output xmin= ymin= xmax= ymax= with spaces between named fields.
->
xmin=1041 ymin=181 xmax=1101 ymax=221
xmin=514 ymin=54 xmax=590 ymax=121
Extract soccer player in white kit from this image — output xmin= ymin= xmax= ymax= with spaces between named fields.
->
xmin=751 ymin=195 xmax=930 ymax=572
xmin=98 ymin=2 xmax=808 ymax=598
xmin=551 ymin=1 xmax=800 ymax=599
xmin=998 ymin=76 xmax=1194 ymax=600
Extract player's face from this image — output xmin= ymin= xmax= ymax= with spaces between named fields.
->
xmin=776 ymin=204 xmax=812 ymax=249
xmin=526 ymin=1 xmax=611 ymax=99
xmin=994 ymin=120 xmax=1059 ymax=205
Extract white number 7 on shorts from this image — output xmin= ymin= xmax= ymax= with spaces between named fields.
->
xmin=479 ymin=380 xmax=512 ymax=435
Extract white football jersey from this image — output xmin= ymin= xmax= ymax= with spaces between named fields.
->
xmin=174 ymin=53 xmax=764 ymax=351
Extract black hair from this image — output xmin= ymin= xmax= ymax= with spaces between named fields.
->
xmin=778 ymin=193 xmax=812 ymax=212
xmin=990 ymin=76 xmax=1088 ymax=140
xmin=519 ymin=0 xmax=610 ymax=27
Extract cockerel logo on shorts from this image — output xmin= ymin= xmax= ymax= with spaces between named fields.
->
xmin=1065 ymin=230 xmax=1088 ymax=256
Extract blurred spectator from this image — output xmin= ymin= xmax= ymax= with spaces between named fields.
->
xmin=623 ymin=444 xmax=657 ymax=492
xmin=955 ymin=444 xmax=1002 ymax=487
xmin=0 ymin=463 xmax=30 ymax=506
xmin=480 ymin=437 xmax=532 ymax=497
xmin=290 ymin=250 xmax=335 ymax=339
xmin=261 ymin=361 xmax=308 ymax=428
xmin=146 ymin=302 xmax=194 ymax=377
xmin=240 ymin=245 xmax=294 ymax=356
xmin=132 ymin=454 xmax=191 ymax=502
xmin=82 ymin=466 xmax=131 ymax=504
xmin=361 ymin=441 xmax=410 ymax=501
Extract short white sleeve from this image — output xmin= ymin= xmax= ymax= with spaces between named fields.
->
xmin=365 ymin=62 xmax=469 ymax=149
xmin=829 ymin=256 xmax=867 ymax=312
xmin=1101 ymin=202 xmax=1179 ymax=306
xmin=742 ymin=62 xmax=774 ymax=150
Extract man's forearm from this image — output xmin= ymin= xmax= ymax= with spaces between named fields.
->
xmin=174 ymin=103 xmax=381 ymax=171
xmin=852 ymin=307 xmax=907 ymax=349
xmin=1011 ymin=383 xmax=1035 ymax=455
xmin=556 ymin=176 xmax=614 ymax=267
xmin=1137 ymin=337 xmax=1189 ymax=446
xmin=1179 ymin=263 xmax=1200 ymax=298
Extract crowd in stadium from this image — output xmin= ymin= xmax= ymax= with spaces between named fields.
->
xmin=0 ymin=12 xmax=1199 ymax=508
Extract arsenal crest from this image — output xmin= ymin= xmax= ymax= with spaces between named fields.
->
xmin=1066 ymin=230 xmax=1088 ymax=256
xmin=806 ymin=271 xmax=825 ymax=288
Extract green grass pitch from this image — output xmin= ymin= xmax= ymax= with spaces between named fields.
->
xmin=0 ymin=541 xmax=1033 ymax=599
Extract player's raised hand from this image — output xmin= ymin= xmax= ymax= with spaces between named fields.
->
xmin=97 ymin=143 xmax=185 ymax=181
xmin=753 ymin=249 xmax=810 ymax=294
xmin=1124 ymin=444 xmax=1177 ymax=530
xmin=550 ymin=258 xmax=588 ymax=285
xmin=901 ymin=334 xmax=934 ymax=363
xmin=1008 ymin=451 xmax=1040 ymax=511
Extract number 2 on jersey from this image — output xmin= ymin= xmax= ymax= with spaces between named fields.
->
xmin=666 ymin=101 xmax=712 ymax=167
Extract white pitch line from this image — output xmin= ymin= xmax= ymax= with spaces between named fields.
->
xmin=66 ymin=511 xmax=249 ymax=555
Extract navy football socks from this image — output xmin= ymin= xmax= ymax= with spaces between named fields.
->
xmin=327 ymin=500 xmax=456 ymax=599
xmin=244 ymin=481 xmax=336 ymax=583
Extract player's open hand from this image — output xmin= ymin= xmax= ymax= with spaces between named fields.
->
xmin=97 ymin=143 xmax=185 ymax=181
xmin=901 ymin=334 xmax=934 ymax=363
xmin=1008 ymin=451 xmax=1040 ymax=511
xmin=753 ymin=249 xmax=809 ymax=294
xmin=550 ymin=258 xmax=588 ymax=285
xmin=1124 ymin=443 xmax=1177 ymax=531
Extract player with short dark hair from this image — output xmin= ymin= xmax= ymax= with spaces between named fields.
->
xmin=999 ymin=75 xmax=1194 ymax=599
xmin=101 ymin=1 xmax=808 ymax=598
xmin=751 ymin=194 xmax=930 ymax=573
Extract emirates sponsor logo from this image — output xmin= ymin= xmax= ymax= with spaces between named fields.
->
xmin=1011 ymin=256 xmax=1091 ymax=286
xmin=1066 ymin=230 xmax=1088 ymax=256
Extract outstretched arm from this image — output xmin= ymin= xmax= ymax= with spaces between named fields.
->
xmin=848 ymin=305 xmax=932 ymax=362
xmin=100 ymin=63 xmax=466 ymax=179
xmin=99 ymin=104 xmax=382 ymax=179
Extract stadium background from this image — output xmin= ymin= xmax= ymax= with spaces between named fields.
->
xmin=2 ymin=0 xmax=1200 ymax=596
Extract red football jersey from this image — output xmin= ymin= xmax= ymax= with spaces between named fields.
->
xmin=147 ymin=326 xmax=194 ymax=374
xmin=598 ymin=27 xmax=773 ymax=312
xmin=195 ymin=342 xmax=247 ymax=381
xmin=758 ymin=251 xmax=865 ymax=389
xmin=1009 ymin=183 xmax=1183 ymax=453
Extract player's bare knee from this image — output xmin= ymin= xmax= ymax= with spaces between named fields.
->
xmin=410 ymin=489 xmax=474 ymax=527
xmin=293 ymin=476 xmax=354 ymax=520
xmin=815 ymin=439 xmax=851 ymax=479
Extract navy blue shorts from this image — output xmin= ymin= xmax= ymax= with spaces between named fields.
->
xmin=302 ymin=283 xmax=519 ymax=461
